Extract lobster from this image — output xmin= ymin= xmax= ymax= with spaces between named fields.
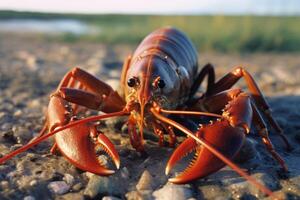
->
xmin=0 ymin=27 xmax=291 ymax=197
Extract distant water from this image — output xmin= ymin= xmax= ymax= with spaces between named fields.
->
xmin=0 ymin=19 xmax=98 ymax=35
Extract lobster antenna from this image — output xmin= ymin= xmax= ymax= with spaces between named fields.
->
xmin=160 ymin=109 xmax=222 ymax=118
xmin=0 ymin=110 xmax=129 ymax=164
xmin=151 ymin=108 xmax=274 ymax=197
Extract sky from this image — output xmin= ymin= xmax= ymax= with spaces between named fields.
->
xmin=0 ymin=0 xmax=299 ymax=15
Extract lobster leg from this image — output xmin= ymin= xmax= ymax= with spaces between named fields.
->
xmin=58 ymin=88 xmax=105 ymax=110
xmin=188 ymin=88 xmax=242 ymax=114
xmin=251 ymin=103 xmax=288 ymax=171
xmin=57 ymin=67 xmax=126 ymax=113
xmin=151 ymin=120 xmax=177 ymax=147
xmin=152 ymin=121 xmax=165 ymax=147
xmin=50 ymin=143 xmax=58 ymax=154
xmin=32 ymin=66 xmax=125 ymax=142
xmin=207 ymin=67 xmax=291 ymax=150
xmin=189 ymin=63 xmax=215 ymax=97
xmin=161 ymin=124 xmax=177 ymax=147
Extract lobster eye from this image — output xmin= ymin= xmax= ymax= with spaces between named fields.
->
xmin=153 ymin=77 xmax=165 ymax=89
xmin=127 ymin=77 xmax=139 ymax=87
xmin=157 ymin=79 xmax=165 ymax=88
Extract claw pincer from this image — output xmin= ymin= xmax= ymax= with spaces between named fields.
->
xmin=48 ymin=95 xmax=120 ymax=175
xmin=167 ymin=93 xmax=252 ymax=184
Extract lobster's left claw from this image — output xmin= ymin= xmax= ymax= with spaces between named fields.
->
xmin=165 ymin=137 xmax=197 ymax=176
xmin=166 ymin=120 xmax=245 ymax=184
xmin=55 ymin=124 xmax=120 ymax=176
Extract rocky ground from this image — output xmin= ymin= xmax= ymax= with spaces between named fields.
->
xmin=0 ymin=34 xmax=300 ymax=200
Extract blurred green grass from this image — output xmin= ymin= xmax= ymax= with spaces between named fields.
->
xmin=1 ymin=11 xmax=300 ymax=52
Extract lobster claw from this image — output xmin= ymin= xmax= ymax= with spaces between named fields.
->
xmin=49 ymin=95 xmax=120 ymax=176
xmin=165 ymin=120 xmax=245 ymax=184
xmin=55 ymin=124 xmax=120 ymax=175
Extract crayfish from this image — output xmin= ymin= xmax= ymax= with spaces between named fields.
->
xmin=0 ymin=27 xmax=291 ymax=197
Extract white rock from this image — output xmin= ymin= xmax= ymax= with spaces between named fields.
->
xmin=48 ymin=181 xmax=70 ymax=195
xmin=29 ymin=180 xmax=37 ymax=186
xmin=23 ymin=196 xmax=35 ymax=200
xmin=136 ymin=170 xmax=154 ymax=191
xmin=84 ymin=176 xmax=124 ymax=198
xmin=102 ymin=196 xmax=122 ymax=200
xmin=0 ymin=181 xmax=9 ymax=190
xmin=85 ymin=172 xmax=95 ymax=179
xmin=125 ymin=190 xmax=153 ymax=200
xmin=63 ymin=173 xmax=75 ymax=186
xmin=120 ymin=167 xmax=130 ymax=179
xmin=153 ymin=183 xmax=193 ymax=200
xmin=60 ymin=193 xmax=85 ymax=200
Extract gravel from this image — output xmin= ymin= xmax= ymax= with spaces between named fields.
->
xmin=0 ymin=34 xmax=300 ymax=199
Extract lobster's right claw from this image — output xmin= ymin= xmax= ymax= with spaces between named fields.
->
xmin=96 ymin=133 xmax=120 ymax=170
xmin=55 ymin=124 xmax=120 ymax=176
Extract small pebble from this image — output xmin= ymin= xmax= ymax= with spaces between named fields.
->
xmin=27 ymin=99 xmax=40 ymax=108
xmin=12 ymin=126 xmax=32 ymax=143
xmin=102 ymin=196 xmax=122 ymax=200
xmin=198 ymin=185 xmax=228 ymax=200
xmin=120 ymin=167 xmax=130 ymax=179
xmin=125 ymin=190 xmax=153 ymax=200
xmin=29 ymin=180 xmax=37 ymax=186
xmin=136 ymin=170 xmax=154 ymax=191
xmin=72 ymin=182 xmax=83 ymax=192
xmin=13 ymin=109 xmax=22 ymax=117
xmin=85 ymin=172 xmax=95 ymax=179
xmin=23 ymin=196 xmax=35 ymax=200
xmin=153 ymin=183 xmax=193 ymax=200
xmin=59 ymin=193 xmax=85 ymax=200
xmin=48 ymin=181 xmax=70 ymax=195
xmin=1 ymin=123 xmax=12 ymax=131
xmin=84 ymin=175 xmax=124 ymax=198
xmin=1 ymin=181 xmax=10 ymax=190
xmin=63 ymin=173 xmax=75 ymax=186
xmin=250 ymin=173 xmax=279 ymax=198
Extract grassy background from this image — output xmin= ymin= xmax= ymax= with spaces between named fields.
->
xmin=1 ymin=11 xmax=300 ymax=53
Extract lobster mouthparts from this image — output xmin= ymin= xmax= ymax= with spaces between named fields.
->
xmin=55 ymin=124 xmax=120 ymax=175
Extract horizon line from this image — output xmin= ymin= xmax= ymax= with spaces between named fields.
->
xmin=1 ymin=9 xmax=300 ymax=17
